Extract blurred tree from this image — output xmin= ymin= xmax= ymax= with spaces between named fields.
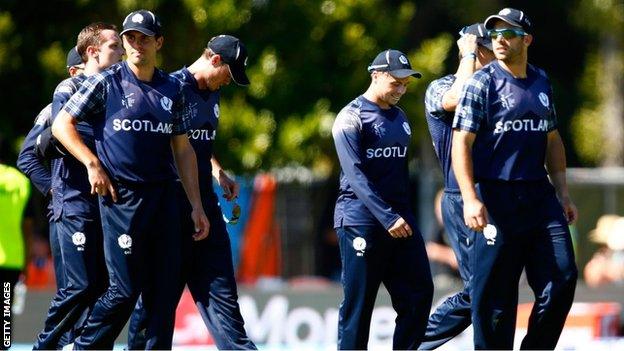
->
xmin=0 ymin=0 xmax=600 ymax=173
xmin=570 ymin=0 xmax=624 ymax=166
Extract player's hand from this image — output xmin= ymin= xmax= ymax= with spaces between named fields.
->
xmin=388 ymin=217 xmax=413 ymax=238
xmin=463 ymin=197 xmax=488 ymax=231
xmin=458 ymin=34 xmax=478 ymax=58
xmin=191 ymin=208 xmax=210 ymax=241
xmin=217 ymin=170 xmax=239 ymax=201
xmin=87 ymin=161 xmax=117 ymax=202
xmin=560 ymin=196 xmax=578 ymax=224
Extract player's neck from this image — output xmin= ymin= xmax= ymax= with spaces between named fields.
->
xmin=127 ymin=61 xmax=156 ymax=82
xmin=363 ymin=89 xmax=390 ymax=110
xmin=498 ymin=56 xmax=527 ymax=79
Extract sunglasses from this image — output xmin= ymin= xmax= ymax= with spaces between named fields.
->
xmin=488 ymin=28 xmax=527 ymax=40
xmin=223 ymin=202 xmax=241 ymax=225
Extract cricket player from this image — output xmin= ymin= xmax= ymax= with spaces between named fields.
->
xmin=18 ymin=46 xmax=85 ymax=290
xmin=127 ymin=34 xmax=256 ymax=350
xmin=452 ymin=8 xmax=578 ymax=349
xmin=420 ymin=23 xmax=495 ymax=350
xmin=17 ymin=46 xmax=86 ymax=348
xmin=33 ymin=22 xmax=124 ymax=350
xmin=51 ymin=9 xmax=209 ymax=349
xmin=332 ymin=49 xmax=433 ymax=350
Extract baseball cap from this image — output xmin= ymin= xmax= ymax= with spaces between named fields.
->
xmin=484 ymin=8 xmax=532 ymax=32
xmin=208 ymin=35 xmax=250 ymax=86
xmin=66 ymin=46 xmax=83 ymax=68
xmin=459 ymin=23 xmax=493 ymax=51
xmin=367 ymin=49 xmax=422 ymax=79
xmin=120 ymin=9 xmax=162 ymax=37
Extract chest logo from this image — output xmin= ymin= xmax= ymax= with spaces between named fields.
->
xmin=372 ymin=122 xmax=386 ymax=138
xmin=214 ymin=103 xmax=220 ymax=119
xmin=496 ymin=92 xmax=516 ymax=110
xmin=353 ymin=237 xmax=367 ymax=256
xmin=160 ymin=96 xmax=173 ymax=112
xmin=538 ymin=92 xmax=549 ymax=107
xmin=122 ymin=93 xmax=135 ymax=108
xmin=483 ymin=224 xmax=497 ymax=246
xmin=402 ymin=122 xmax=412 ymax=136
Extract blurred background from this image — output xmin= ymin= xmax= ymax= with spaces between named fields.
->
xmin=2 ymin=0 xmax=623 ymax=349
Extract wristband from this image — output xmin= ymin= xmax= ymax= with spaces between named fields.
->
xmin=462 ymin=52 xmax=477 ymax=60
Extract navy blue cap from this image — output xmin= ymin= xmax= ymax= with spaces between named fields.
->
xmin=120 ymin=10 xmax=162 ymax=37
xmin=484 ymin=8 xmax=532 ymax=32
xmin=66 ymin=46 xmax=83 ymax=68
xmin=367 ymin=49 xmax=421 ymax=78
xmin=460 ymin=23 xmax=493 ymax=51
xmin=208 ymin=35 xmax=250 ymax=86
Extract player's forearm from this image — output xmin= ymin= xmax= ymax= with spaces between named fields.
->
xmin=452 ymin=130 xmax=478 ymax=200
xmin=443 ymin=58 xmax=477 ymax=111
xmin=546 ymin=131 xmax=570 ymax=200
xmin=51 ymin=111 xmax=100 ymax=169
xmin=172 ymin=139 xmax=204 ymax=211
xmin=210 ymin=156 xmax=223 ymax=180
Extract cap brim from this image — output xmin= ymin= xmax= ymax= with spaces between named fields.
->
xmin=389 ymin=69 xmax=422 ymax=79
xmin=227 ymin=63 xmax=250 ymax=86
xmin=120 ymin=27 xmax=157 ymax=37
xmin=484 ymin=15 xmax=523 ymax=30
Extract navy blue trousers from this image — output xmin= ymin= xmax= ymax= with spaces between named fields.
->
xmin=420 ymin=192 xmax=474 ymax=350
xmin=337 ymin=224 xmax=433 ymax=350
xmin=73 ymin=181 xmax=182 ymax=350
xmin=472 ymin=179 xmax=577 ymax=350
xmin=127 ymin=187 xmax=255 ymax=350
xmin=34 ymin=213 xmax=107 ymax=350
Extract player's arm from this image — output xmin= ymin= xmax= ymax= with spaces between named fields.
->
xmin=332 ymin=109 xmax=411 ymax=238
xmin=451 ymin=72 xmax=490 ymax=231
xmin=546 ymin=130 xmax=577 ymax=223
xmin=17 ymin=105 xmax=53 ymax=195
xmin=51 ymin=74 xmax=117 ymax=201
xmin=171 ymin=135 xmax=209 ymax=240
xmin=52 ymin=111 xmax=116 ymax=201
xmin=211 ymin=156 xmax=239 ymax=201
xmin=442 ymin=34 xmax=479 ymax=111
xmin=452 ymin=130 xmax=487 ymax=231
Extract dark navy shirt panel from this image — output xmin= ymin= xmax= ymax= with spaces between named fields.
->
xmin=64 ymin=61 xmax=188 ymax=184
xmin=333 ymin=96 xmax=413 ymax=230
xmin=424 ymin=74 xmax=460 ymax=192
xmin=17 ymin=104 xmax=53 ymax=195
xmin=50 ymin=75 xmax=98 ymax=219
xmin=453 ymin=61 xmax=557 ymax=181
xmin=171 ymin=67 xmax=220 ymax=187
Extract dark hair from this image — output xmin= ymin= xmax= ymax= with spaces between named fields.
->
xmin=76 ymin=22 xmax=118 ymax=62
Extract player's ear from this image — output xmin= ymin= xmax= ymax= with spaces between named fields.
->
xmin=210 ymin=54 xmax=222 ymax=67
xmin=155 ymin=36 xmax=164 ymax=50
xmin=86 ymin=45 xmax=98 ymax=59
xmin=524 ymin=34 xmax=533 ymax=47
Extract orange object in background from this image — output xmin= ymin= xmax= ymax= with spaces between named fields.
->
xmin=237 ymin=174 xmax=281 ymax=283
xmin=516 ymin=302 xmax=621 ymax=345
xmin=24 ymin=257 xmax=56 ymax=289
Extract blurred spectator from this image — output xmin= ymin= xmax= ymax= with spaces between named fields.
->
xmin=0 ymin=134 xmax=35 ymax=349
xmin=426 ymin=189 xmax=460 ymax=287
xmin=584 ymin=214 xmax=624 ymax=288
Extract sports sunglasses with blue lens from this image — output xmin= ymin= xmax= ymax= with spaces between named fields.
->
xmin=488 ymin=28 xmax=527 ymax=40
